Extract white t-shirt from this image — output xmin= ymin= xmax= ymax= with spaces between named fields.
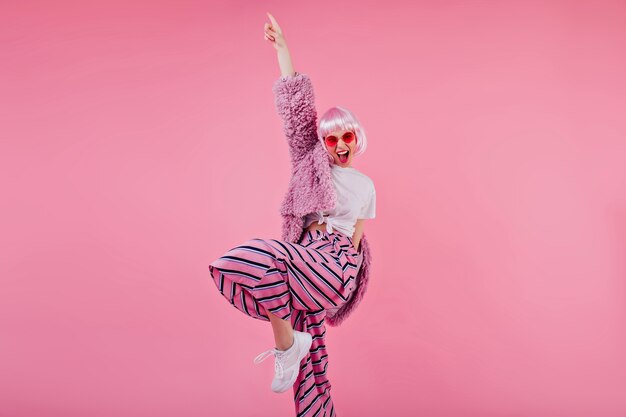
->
xmin=303 ymin=164 xmax=376 ymax=237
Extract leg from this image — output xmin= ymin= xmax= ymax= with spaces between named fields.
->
xmin=265 ymin=306 xmax=295 ymax=351
xmin=208 ymin=231 xmax=358 ymax=324
xmin=209 ymin=235 xmax=353 ymax=321
xmin=292 ymin=310 xmax=336 ymax=416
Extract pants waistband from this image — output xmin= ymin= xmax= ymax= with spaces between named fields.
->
xmin=310 ymin=228 xmax=353 ymax=243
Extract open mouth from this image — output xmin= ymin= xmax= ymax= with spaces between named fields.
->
xmin=337 ymin=149 xmax=349 ymax=163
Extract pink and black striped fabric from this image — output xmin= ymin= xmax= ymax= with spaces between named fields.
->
xmin=208 ymin=229 xmax=363 ymax=417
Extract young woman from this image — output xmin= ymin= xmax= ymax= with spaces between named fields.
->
xmin=208 ymin=12 xmax=376 ymax=416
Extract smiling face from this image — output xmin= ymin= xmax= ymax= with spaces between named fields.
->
xmin=324 ymin=129 xmax=357 ymax=167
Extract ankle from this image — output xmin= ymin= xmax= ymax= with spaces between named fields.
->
xmin=276 ymin=333 xmax=295 ymax=351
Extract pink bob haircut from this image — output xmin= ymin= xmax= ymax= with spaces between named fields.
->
xmin=317 ymin=105 xmax=368 ymax=164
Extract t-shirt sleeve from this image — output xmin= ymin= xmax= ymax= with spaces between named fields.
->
xmin=359 ymin=185 xmax=376 ymax=219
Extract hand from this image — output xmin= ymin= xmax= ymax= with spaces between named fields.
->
xmin=264 ymin=12 xmax=288 ymax=50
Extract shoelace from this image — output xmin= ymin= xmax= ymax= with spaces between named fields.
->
xmin=253 ymin=348 xmax=288 ymax=379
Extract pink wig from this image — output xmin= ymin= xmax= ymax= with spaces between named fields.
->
xmin=317 ymin=106 xmax=368 ymax=164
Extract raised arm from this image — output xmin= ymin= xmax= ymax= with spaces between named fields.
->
xmin=265 ymin=13 xmax=319 ymax=155
xmin=265 ymin=12 xmax=295 ymax=77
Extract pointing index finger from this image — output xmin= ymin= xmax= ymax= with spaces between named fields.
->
xmin=266 ymin=12 xmax=281 ymax=31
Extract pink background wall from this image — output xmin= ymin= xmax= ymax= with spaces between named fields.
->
xmin=2 ymin=1 xmax=625 ymax=416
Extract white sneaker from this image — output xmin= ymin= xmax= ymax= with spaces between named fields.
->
xmin=253 ymin=330 xmax=313 ymax=393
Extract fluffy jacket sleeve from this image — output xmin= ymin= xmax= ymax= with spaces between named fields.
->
xmin=274 ymin=71 xmax=337 ymax=223
xmin=272 ymin=72 xmax=320 ymax=159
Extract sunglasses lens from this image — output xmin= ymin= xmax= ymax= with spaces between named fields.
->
xmin=325 ymin=136 xmax=338 ymax=147
xmin=343 ymin=132 xmax=355 ymax=143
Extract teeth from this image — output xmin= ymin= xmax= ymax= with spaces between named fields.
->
xmin=338 ymin=150 xmax=349 ymax=155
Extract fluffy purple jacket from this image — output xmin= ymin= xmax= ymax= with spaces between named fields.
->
xmin=272 ymin=72 xmax=372 ymax=327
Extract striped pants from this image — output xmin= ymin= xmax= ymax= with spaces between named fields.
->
xmin=208 ymin=229 xmax=363 ymax=417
